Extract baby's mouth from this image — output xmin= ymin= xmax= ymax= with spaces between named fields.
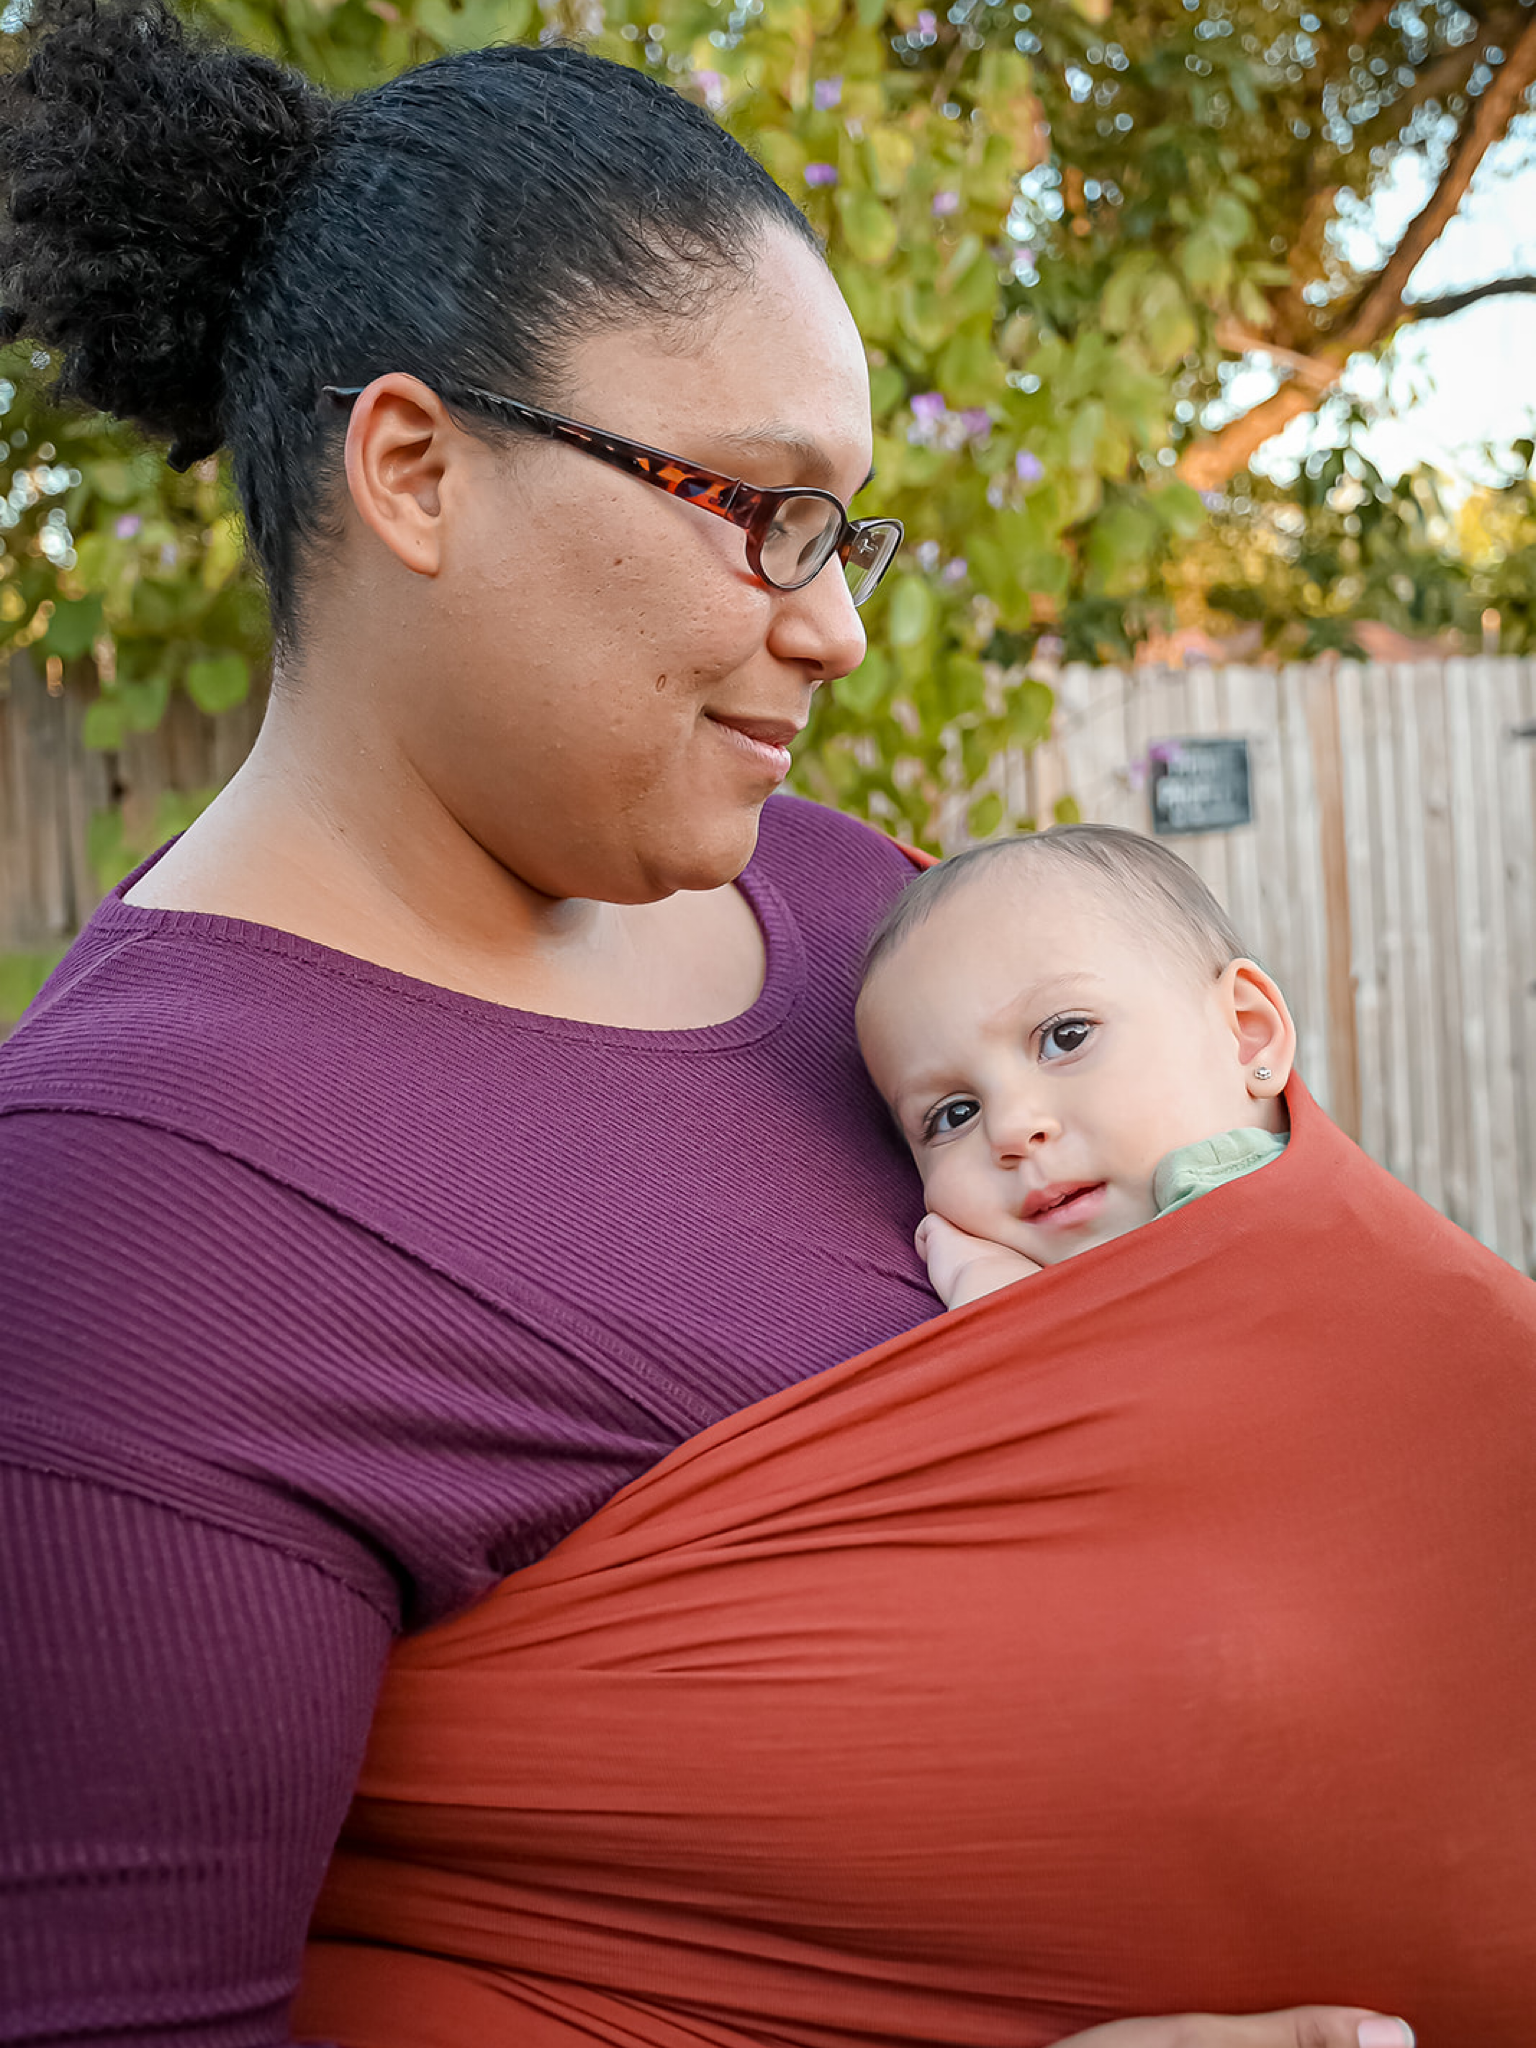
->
xmin=1019 ymin=1181 xmax=1108 ymax=1228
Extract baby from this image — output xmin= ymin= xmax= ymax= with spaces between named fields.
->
xmin=856 ymin=823 xmax=1297 ymax=1309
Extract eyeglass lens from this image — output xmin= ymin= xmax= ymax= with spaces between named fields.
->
xmin=760 ymin=498 xmax=843 ymax=590
xmin=758 ymin=497 xmax=899 ymax=606
xmin=843 ymin=521 xmax=899 ymax=606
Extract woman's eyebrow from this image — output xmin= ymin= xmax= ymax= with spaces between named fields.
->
xmin=713 ymin=424 xmax=875 ymax=493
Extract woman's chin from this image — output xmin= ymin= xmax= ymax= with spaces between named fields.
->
xmin=641 ymin=804 xmax=768 ymax=898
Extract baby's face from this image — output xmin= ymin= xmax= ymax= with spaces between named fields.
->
xmin=857 ymin=870 xmax=1283 ymax=1268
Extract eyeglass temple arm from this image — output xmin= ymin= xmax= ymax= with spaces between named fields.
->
xmin=321 ymin=385 xmax=862 ymax=542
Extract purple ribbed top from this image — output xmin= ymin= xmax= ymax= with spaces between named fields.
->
xmin=0 ymin=794 xmax=932 ymax=2048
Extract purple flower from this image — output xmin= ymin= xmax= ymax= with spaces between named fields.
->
xmin=812 ymin=76 xmax=842 ymax=109
xmin=932 ymin=189 xmax=960 ymax=216
xmin=1199 ymin=488 xmax=1222 ymax=509
xmin=804 ymin=161 xmax=839 ymax=188
xmin=942 ymin=556 xmax=969 ymax=584
xmin=960 ymin=408 xmax=991 ymax=439
xmin=1015 ymin=449 xmax=1045 ymax=484
xmin=917 ymin=9 xmax=937 ymax=31
xmin=693 ymin=68 xmax=725 ymax=106
xmin=114 ymin=514 xmax=141 ymax=540
xmin=911 ymin=390 xmax=948 ymax=424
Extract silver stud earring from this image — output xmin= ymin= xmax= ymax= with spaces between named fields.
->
xmin=1253 ymin=1066 xmax=1272 ymax=1082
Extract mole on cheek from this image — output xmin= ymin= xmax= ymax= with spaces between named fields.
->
xmin=655 ymin=672 xmax=668 ymax=692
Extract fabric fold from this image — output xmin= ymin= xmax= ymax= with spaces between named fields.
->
xmin=298 ymin=1081 xmax=1536 ymax=2048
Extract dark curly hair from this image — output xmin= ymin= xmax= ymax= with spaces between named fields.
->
xmin=0 ymin=0 xmax=817 ymax=634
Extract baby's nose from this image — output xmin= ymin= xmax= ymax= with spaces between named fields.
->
xmin=990 ymin=1104 xmax=1062 ymax=1160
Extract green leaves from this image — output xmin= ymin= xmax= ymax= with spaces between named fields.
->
xmin=887 ymin=575 xmax=935 ymax=649
xmin=831 ymin=645 xmax=892 ymax=715
xmin=835 ymin=188 xmax=898 ymax=267
xmin=967 ymin=790 xmax=1004 ymax=839
xmin=185 ymin=654 xmax=251 ymax=715
xmin=413 ymin=0 xmax=532 ymax=50
xmin=41 ymin=594 xmax=102 ymax=661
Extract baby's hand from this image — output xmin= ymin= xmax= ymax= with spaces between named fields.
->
xmin=916 ymin=1214 xmax=1042 ymax=1309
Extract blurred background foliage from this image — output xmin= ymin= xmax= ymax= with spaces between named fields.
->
xmin=1167 ymin=425 xmax=1536 ymax=659
xmin=1 ymin=0 xmax=1534 ymax=857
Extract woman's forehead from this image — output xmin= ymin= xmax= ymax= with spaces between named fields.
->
xmin=562 ymin=232 xmax=871 ymax=478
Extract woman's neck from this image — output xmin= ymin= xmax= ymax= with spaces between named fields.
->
xmin=122 ymin=677 xmax=768 ymax=1029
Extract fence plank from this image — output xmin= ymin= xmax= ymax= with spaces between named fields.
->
xmin=1418 ymin=663 xmax=1477 ymax=1234
xmin=1213 ymin=665 xmax=1268 ymax=962
xmin=1337 ymin=663 xmax=1383 ymax=1161
xmin=1504 ymin=661 xmax=1536 ymax=1269
xmin=1444 ymin=659 xmax=1503 ymax=1249
xmin=1387 ymin=666 xmax=1447 ymax=1215
xmin=1 ymin=666 xmax=264 ymax=961
xmin=1362 ymin=665 xmax=1414 ymax=1187
xmin=1467 ymin=661 xmax=1524 ymax=1262
xmin=1277 ymin=665 xmax=1332 ymax=1112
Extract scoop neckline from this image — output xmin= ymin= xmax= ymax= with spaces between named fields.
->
xmin=94 ymin=844 xmax=807 ymax=1054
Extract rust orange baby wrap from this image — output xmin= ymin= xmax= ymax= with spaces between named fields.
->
xmin=297 ymin=1082 xmax=1536 ymax=2048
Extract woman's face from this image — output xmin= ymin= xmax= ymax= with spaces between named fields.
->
xmin=375 ymin=226 xmax=875 ymax=905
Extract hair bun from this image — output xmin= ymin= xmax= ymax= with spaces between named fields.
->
xmin=0 ymin=0 xmax=329 ymax=465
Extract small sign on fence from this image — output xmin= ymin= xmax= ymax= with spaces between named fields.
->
xmin=1148 ymin=736 xmax=1253 ymax=836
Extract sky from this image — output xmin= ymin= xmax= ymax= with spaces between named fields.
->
xmin=1225 ymin=114 xmax=1536 ymax=488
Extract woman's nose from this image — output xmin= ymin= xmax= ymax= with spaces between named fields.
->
xmin=767 ymin=560 xmax=867 ymax=681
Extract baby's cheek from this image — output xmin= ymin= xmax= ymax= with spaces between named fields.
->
xmin=921 ymin=1151 xmax=1014 ymax=1240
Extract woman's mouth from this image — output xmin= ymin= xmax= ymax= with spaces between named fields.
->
xmin=1019 ymin=1182 xmax=1108 ymax=1230
xmin=706 ymin=713 xmax=798 ymax=783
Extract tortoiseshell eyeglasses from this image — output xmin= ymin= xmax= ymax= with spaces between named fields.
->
xmin=322 ymin=381 xmax=903 ymax=607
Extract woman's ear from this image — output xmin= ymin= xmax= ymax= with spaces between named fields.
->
xmin=341 ymin=373 xmax=461 ymax=580
xmin=1221 ymin=957 xmax=1298 ymax=1104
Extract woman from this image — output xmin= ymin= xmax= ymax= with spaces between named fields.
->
xmin=0 ymin=7 xmax=1416 ymax=2046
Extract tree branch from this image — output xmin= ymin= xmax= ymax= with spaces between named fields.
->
xmin=1350 ymin=0 xmax=1395 ymax=41
xmin=1180 ymin=9 xmax=1536 ymax=490
xmin=1278 ymin=11 xmax=1521 ymax=342
xmin=1263 ymin=182 xmax=1343 ymax=353
xmin=1335 ymin=9 xmax=1536 ymax=351
xmin=1400 ymin=274 xmax=1536 ymax=322
xmin=1213 ymin=317 xmax=1339 ymax=389
xmin=1178 ymin=381 xmax=1322 ymax=493
xmin=1343 ymin=19 xmax=1515 ymax=162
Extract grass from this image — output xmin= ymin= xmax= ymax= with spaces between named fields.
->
xmin=0 ymin=947 xmax=66 ymax=1032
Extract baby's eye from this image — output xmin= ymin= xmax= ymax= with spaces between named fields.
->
xmin=924 ymin=1096 xmax=981 ymax=1140
xmin=1039 ymin=1017 xmax=1093 ymax=1062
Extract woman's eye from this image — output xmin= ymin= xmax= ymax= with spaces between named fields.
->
xmin=1040 ymin=1018 xmax=1093 ymax=1062
xmin=926 ymin=1097 xmax=980 ymax=1138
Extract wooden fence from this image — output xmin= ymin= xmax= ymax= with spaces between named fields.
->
xmin=4 ymin=650 xmax=1534 ymax=1270
xmin=996 ymin=659 xmax=1536 ymax=1273
xmin=0 ymin=653 xmax=264 ymax=967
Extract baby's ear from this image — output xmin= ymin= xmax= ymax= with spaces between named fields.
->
xmin=1223 ymin=958 xmax=1297 ymax=1104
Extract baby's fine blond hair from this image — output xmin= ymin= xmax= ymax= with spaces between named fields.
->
xmin=861 ymin=824 xmax=1253 ymax=992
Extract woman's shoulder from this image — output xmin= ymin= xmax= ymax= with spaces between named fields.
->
xmin=0 ymin=881 xmax=473 ymax=1156
xmin=749 ymin=794 xmax=918 ymax=936
xmin=754 ymin=791 xmax=918 ymax=876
